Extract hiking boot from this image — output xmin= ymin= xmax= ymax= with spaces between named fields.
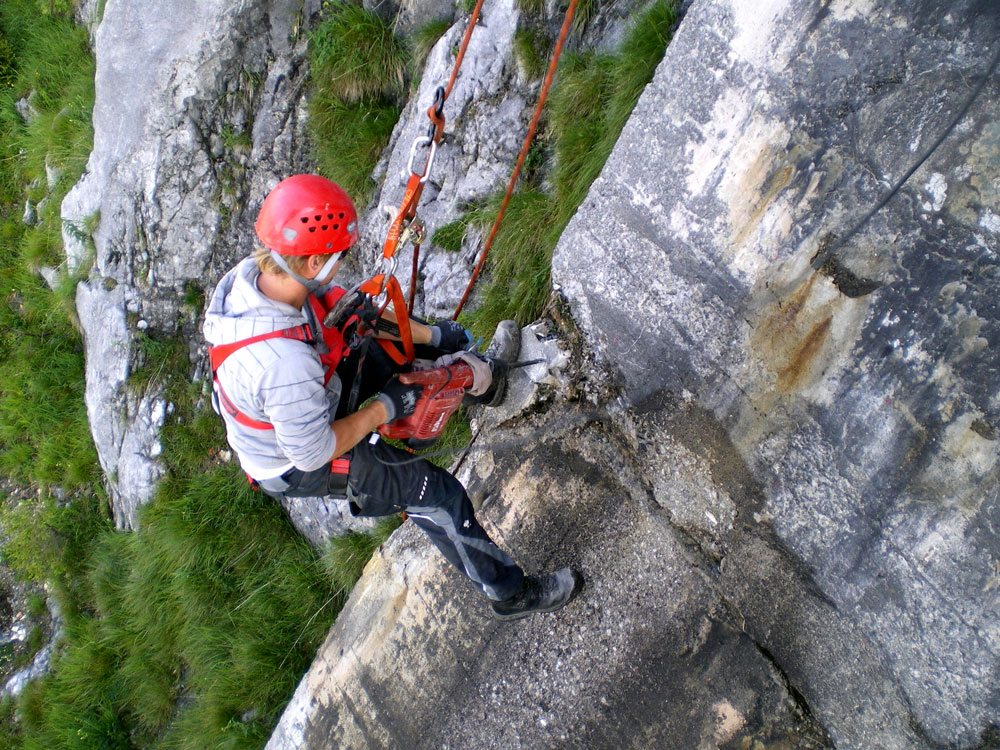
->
xmin=464 ymin=320 xmax=521 ymax=407
xmin=491 ymin=568 xmax=581 ymax=621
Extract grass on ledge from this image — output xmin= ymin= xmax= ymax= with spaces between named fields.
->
xmin=0 ymin=2 xmax=410 ymax=746
xmin=459 ymin=0 xmax=678 ymax=339
xmin=308 ymin=2 xmax=408 ymax=206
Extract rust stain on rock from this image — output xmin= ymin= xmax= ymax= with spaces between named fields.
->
xmin=748 ymin=270 xmax=855 ymax=401
xmin=777 ymin=315 xmax=832 ymax=392
xmin=732 ymin=158 xmax=795 ymax=250
xmin=760 ymin=273 xmax=816 ymax=349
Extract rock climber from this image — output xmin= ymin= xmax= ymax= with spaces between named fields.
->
xmin=203 ymin=174 xmax=580 ymax=620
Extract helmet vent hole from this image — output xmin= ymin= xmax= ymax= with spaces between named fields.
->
xmin=321 ymin=225 xmax=328 ymax=231
xmin=314 ymin=215 xmax=321 ymax=221
xmin=308 ymin=227 xmax=316 ymax=233
xmin=339 ymin=212 xmax=345 ymax=219
xmin=333 ymin=223 xmax=339 ymax=230
xmin=300 ymin=217 xmax=308 ymax=223
xmin=327 ymin=214 xmax=334 ymax=220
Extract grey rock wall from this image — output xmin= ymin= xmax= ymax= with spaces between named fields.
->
xmin=270 ymin=0 xmax=1000 ymax=748
xmin=266 ymin=373 xmax=833 ymax=749
xmin=62 ymin=0 xmax=321 ymax=528
xmin=57 ymin=0 xmax=1000 ymax=745
xmin=358 ymin=0 xmax=528 ymax=318
xmin=552 ymin=0 xmax=1000 ymax=745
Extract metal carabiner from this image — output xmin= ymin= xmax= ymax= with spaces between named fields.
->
xmin=432 ymin=86 xmax=445 ymax=119
xmin=406 ymin=135 xmax=438 ymax=184
xmin=378 ymin=255 xmax=399 ymax=296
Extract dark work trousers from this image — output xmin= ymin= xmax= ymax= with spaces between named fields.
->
xmin=257 ymin=435 xmax=525 ymax=602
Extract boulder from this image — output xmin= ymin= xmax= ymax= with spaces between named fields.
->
xmin=266 ymin=396 xmax=831 ymax=748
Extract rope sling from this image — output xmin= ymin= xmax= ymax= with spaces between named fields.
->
xmin=368 ymin=0 xmax=580 ymax=340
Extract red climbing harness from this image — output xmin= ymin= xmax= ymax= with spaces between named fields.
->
xmin=208 ymin=286 xmax=362 ymax=430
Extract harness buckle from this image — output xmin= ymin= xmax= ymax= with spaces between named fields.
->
xmin=408 ymin=219 xmax=426 ymax=245
xmin=397 ymin=218 xmax=426 ymax=248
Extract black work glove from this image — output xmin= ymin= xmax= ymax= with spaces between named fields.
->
xmin=376 ymin=378 xmax=422 ymax=423
xmin=430 ymin=320 xmax=473 ymax=354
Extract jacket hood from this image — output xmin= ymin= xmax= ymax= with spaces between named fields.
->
xmin=203 ymin=256 xmax=306 ymax=346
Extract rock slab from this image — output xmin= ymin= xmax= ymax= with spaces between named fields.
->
xmin=552 ymin=0 xmax=1000 ymax=745
xmin=62 ymin=0 xmax=321 ymax=527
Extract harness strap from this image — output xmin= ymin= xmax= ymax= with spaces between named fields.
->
xmin=360 ymin=274 xmax=415 ymax=365
xmin=217 ymin=381 xmax=276 ymax=430
xmin=209 ymin=324 xmax=314 ymax=373
xmin=208 ymin=324 xmax=315 ymax=431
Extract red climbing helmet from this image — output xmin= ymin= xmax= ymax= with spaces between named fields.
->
xmin=255 ymin=174 xmax=359 ymax=256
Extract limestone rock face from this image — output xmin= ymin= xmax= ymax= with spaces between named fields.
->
xmin=266 ymin=410 xmax=831 ymax=749
xmin=358 ymin=0 xmax=527 ymax=320
xmin=551 ymin=0 xmax=1000 ymax=746
xmin=58 ymin=0 xmax=1000 ymax=745
xmin=268 ymin=0 xmax=1000 ymax=748
xmin=62 ymin=0 xmax=321 ymax=528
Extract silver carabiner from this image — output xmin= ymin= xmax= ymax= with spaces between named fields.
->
xmin=378 ymin=255 xmax=399 ymax=296
xmin=406 ymin=135 xmax=437 ymax=184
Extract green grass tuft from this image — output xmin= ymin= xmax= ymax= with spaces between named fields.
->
xmin=459 ymin=0 xmax=678 ymax=335
xmin=309 ymin=3 xmax=407 ymax=104
xmin=514 ymin=27 xmax=549 ymax=81
xmin=0 ymin=0 xmax=96 ymax=496
xmin=16 ymin=462 xmax=343 ymax=749
xmin=127 ymin=330 xmax=190 ymax=394
xmin=410 ymin=18 xmax=452 ymax=70
xmin=322 ymin=516 xmax=403 ymax=600
xmin=516 ymin=0 xmax=545 ymax=17
xmin=460 ymin=189 xmax=561 ymax=337
xmin=432 ymin=215 xmax=472 ymax=253
xmin=309 ymin=95 xmax=401 ymax=205
xmin=307 ymin=2 xmax=411 ymax=206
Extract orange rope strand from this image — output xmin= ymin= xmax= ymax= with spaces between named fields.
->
xmin=452 ymin=0 xmax=579 ymax=319
xmin=445 ymin=0 xmax=486 ymax=100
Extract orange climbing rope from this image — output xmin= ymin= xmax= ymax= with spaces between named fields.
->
xmin=381 ymin=0 xmax=487 ymax=269
xmin=452 ymin=0 xmax=580 ymax=319
xmin=367 ymin=0 xmax=488 ymax=358
xmin=376 ymin=0 xmax=579 ymax=332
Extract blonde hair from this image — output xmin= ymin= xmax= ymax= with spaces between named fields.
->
xmin=253 ymin=246 xmax=335 ymax=277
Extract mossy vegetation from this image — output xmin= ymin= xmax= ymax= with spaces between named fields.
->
xmin=0 ymin=2 xmax=405 ymax=747
xmin=459 ymin=0 xmax=678 ymax=338
xmin=308 ymin=2 xmax=408 ymax=205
